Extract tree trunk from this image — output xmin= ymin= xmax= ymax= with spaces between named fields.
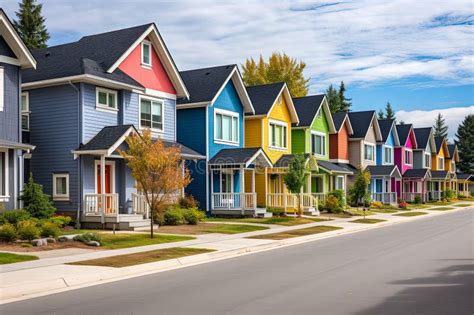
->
xmin=298 ymin=193 xmax=302 ymax=217
xmin=150 ymin=209 xmax=154 ymax=239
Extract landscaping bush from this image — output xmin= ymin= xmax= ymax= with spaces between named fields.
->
xmin=20 ymin=175 xmax=56 ymax=219
xmin=328 ymin=190 xmax=346 ymax=206
xmin=414 ymin=196 xmax=422 ymax=204
xmin=49 ymin=215 xmax=72 ymax=227
xmin=183 ymin=208 xmax=205 ymax=225
xmin=0 ymin=209 xmax=31 ymax=225
xmin=0 ymin=223 xmax=17 ymax=242
xmin=398 ymin=201 xmax=408 ymax=209
xmin=73 ymin=232 xmax=102 ymax=244
xmin=40 ymin=221 xmax=61 ymax=238
xmin=164 ymin=207 xmax=185 ymax=225
xmin=325 ymin=195 xmax=343 ymax=213
xmin=154 ymin=212 xmax=165 ymax=226
xmin=443 ymin=189 xmax=456 ymax=201
xmin=178 ymin=195 xmax=199 ymax=209
xmin=17 ymin=220 xmax=41 ymax=240
xmin=267 ymin=207 xmax=284 ymax=217
xmin=370 ymin=201 xmax=383 ymax=209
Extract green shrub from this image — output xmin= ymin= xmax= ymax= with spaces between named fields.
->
xmin=267 ymin=207 xmax=284 ymax=217
xmin=443 ymin=190 xmax=456 ymax=201
xmin=328 ymin=190 xmax=346 ymax=206
xmin=164 ymin=207 xmax=185 ymax=225
xmin=154 ymin=213 xmax=165 ymax=226
xmin=0 ymin=223 xmax=17 ymax=242
xmin=73 ymin=232 xmax=102 ymax=244
xmin=370 ymin=201 xmax=383 ymax=209
xmin=183 ymin=208 xmax=205 ymax=225
xmin=178 ymin=195 xmax=199 ymax=209
xmin=17 ymin=220 xmax=41 ymax=240
xmin=49 ymin=215 xmax=72 ymax=227
xmin=0 ymin=209 xmax=31 ymax=225
xmin=19 ymin=175 xmax=56 ymax=219
xmin=414 ymin=196 xmax=422 ymax=204
xmin=325 ymin=195 xmax=343 ymax=213
xmin=40 ymin=221 xmax=61 ymax=238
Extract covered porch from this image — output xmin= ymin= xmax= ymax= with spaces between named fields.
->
xmin=367 ymin=165 xmax=401 ymax=205
xmin=456 ymin=174 xmax=472 ymax=197
xmin=428 ymin=171 xmax=449 ymax=201
xmin=315 ymin=160 xmax=354 ymax=204
xmin=401 ymin=169 xmax=431 ymax=203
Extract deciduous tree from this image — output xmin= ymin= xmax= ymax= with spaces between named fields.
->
xmin=348 ymin=169 xmax=371 ymax=208
xmin=283 ymin=154 xmax=311 ymax=217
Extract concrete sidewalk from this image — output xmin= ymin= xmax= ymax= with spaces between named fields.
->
xmin=1 ymin=203 xmax=472 ymax=304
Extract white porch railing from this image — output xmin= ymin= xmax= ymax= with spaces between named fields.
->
xmin=211 ymin=193 xmax=257 ymax=210
xmin=312 ymin=193 xmax=327 ymax=204
xmin=371 ymin=192 xmax=397 ymax=204
xmin=267 ymin=193 xmax=318 ymax=211
xmin=83 ymin=193 xmax=119 ymax=222
xmin=428 ymin=191 xmax=443 ymax=201
xmin=402 ymin=192 xmax=427 ymax=202
xmin=132 ymin=193 xmax=150 ymax=219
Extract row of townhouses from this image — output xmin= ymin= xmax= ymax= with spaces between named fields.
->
xmin=0 ymin=10 xmax=472 ymax=229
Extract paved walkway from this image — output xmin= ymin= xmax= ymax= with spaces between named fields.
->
xmin=0 ymin=202 xmax=472 ymax=303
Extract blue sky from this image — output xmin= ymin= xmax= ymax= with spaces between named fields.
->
xmin=2 ymin=0 xmax=473 ymax=138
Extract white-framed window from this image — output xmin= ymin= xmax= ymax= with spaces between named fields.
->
xmin=140 ymin=96 xmax=164 ymax=131
xmin=364 ymin=143 xmax=375 ymax=161
xmin=21 ymin=92 xmax=29 ymax=130
xmin=141 ymin=41 xmax=152 ymax=67
xmin=269 ymin=120 xmax=288 ymax=150
xmin=0 ymin=149 xmax=9 ymax=199
xmin=0 ymin=67 xmax=4 ymax=112
xmin=214 ymin=109 xmax=239 ymax=144
xmin=404 ymin=149 xmax=412 ymax=165
xmin=383 ymin=146 xmax=393 ymax=164
xmin=53 ymin=173 xmax=69 ymax=201
xmin=335 ymin=176 xmax=345 ymax=190
xmin=438 ymin=157 xmax=444 ymax=170
xmin=311 ymin=131 xmax=326 ymax=156
xmin=424 ymin=153 xmax=431 ymax=168
xmin=96 ymin=87 xmax=118 ymax=111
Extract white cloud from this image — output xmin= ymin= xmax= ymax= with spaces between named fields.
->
xmin=396 ymin=106 xmax=474 ymax=140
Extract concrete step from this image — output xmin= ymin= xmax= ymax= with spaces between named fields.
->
xmin=118 ymin=214 xmax=147 ymax=222
xmin=303 ymin=208 xmax=320 ymax=216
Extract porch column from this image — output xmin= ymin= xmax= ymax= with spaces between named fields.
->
xmin=210 ymin=169 xmax=214 ymax=210
xmin=100 ymin=155 xmax=106 ymax=221
xmin=240 ymin=167 xmax=244 ymax=214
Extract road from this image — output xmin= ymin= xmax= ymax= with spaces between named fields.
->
xmin=2 ymin=209 xmax=473 ymax=315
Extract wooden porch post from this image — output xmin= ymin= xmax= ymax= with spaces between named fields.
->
xmin=100 ymin=155 xmax=106 ymax=222
xmin=210 ymin=169 xmax=214 ymax=210
xmin=240 ymin=167 xmax=245 ymax=214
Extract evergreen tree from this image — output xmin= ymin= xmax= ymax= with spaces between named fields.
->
xmin=433 ymin=113 xmax=448 ymax=138
xmin=338 ymin=81 xmax=351 ymax=111
xmin=13 ymin=0 xmax=50 ymax=49
xmin=326 ymin=84 xmax=341 ymax=113
xmin=384 ymin=102 xmax=396 ymax=121
xmin=377 ymin=109 xmax=385 ymax=120
xmin=19 ymin=174 xmax=56 ymax=219
xmin=455 ymin=114 xmax=474 ymax=173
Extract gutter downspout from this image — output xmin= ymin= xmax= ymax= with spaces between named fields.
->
xmin=68 ymin=81 xmax=81 ymax=228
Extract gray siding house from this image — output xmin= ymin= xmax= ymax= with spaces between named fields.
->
xmin=21 ymin=23 xmax=202 ymax=229
xmin=0 ymin=10 xmax=36 ymax=210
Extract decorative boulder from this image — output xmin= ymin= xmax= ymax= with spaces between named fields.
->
xmin=31 ymin=238 xmax=48 ymax=247
xmin=58 ymin=235 xmax=75 ymax=242
xmin=85 ymin=240 xmax=101 ymax=247
xmin=46 ymin=237 xmax=56 ymax=243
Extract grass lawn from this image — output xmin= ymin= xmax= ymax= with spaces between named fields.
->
xmin=453 ymin=204 xmax=471 ymax=207
xmin=157 ymin=223 xmax=268 ymax=235
xmin=0 ymin=252 xmax=38 ymax=264
xmin=68 ymin=247 xmax=215 ymax=268
xmin=345 ymin=209 xmax=374 ymax=216
xmin=370 ymin=209 xmax=399 ymax=213
xmin=394 ymin=211 xmax=427 ymax=217
xmin=247 ymin=225 xmax=342 ymax=240
xmin=350 ymin=218 xmax=386 ymax=224
xmin=99 ymin=233 xmax=194 ymax=249
xmin=429 ymin=207 xmax=456 ymax=211
xmin=206 ymin=217 xmax=331 ymax=226
xmin=60 ymin=229 xmax=102 ymax=235
xmin=407 ymin=204 xmax=432 ymax=209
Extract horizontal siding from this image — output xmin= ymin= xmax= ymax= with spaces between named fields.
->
xmin=0 ymin=63 xmax=20 ymax=142
xmin=245 ymin=119 xmax=261 ymax=148
xmin=177 ymin=107 xmax=206 ymax=156
xmin=291 ymin=129 xmax=306 ymax=154
xmin=184 ymin=160 xmax=207 ymax=211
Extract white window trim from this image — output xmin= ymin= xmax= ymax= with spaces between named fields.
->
xmin=94 ymin=160 xmax=116 ymax=194
xmin=52 ymin=173 xmax=69 ymax=201
xmin=424 ymin=152 xmax=431 ymax=168
xmin=21 ymin=92 xmax=30 ymax=131
xmin=139 ymin=95 xmax=165 ymax=133
xmin=382 ymin=145 xmax=393 ymax=165
xmin=335 ymin=175 xmax=345 ymax=191
xmin=0 ymin=149 xmax=9 ymax=200
xmin=0 ymin=67 xmax=4 ymax=112
xmin=310 ymin=130 xmax=326 ymax=158
xmin=438 ymin=157 xmax=444 ymax=170
xmin=404 ymin=148 xmax=413 ymax=166
xmin=141 ymin=40 xmax=152 ymax=68
xmin=268 ymin=119 xmax=288 ymax=151
xmin=214 ymin=108 xmax=239 ymax=146
xmin=96 ymin=87 xmax=118 ymax=112
xmin=364 ymin=142 xmax=375 ymax=162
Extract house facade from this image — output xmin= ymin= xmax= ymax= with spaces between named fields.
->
xmin=430 ymin=136 xmax=451 ymax=200
xmin=0 ymin=10 xmax=36 ymax=210
xmin=347 ymin=111 xmax=382 ymax=170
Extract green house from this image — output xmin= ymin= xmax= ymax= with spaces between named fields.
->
xmin=291 ymin=95 xmax=354 ymax=203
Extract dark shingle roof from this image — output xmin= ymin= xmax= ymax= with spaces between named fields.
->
xmin=209 ymin=148 xmax=263 ymax=165
xmin=246 ymin=82 xmax=285 ymax=116
xmin=162 ymin=141 xmax=204 ymax=159
xmin=366 ymin=165 xmax=399 ymax=177
xmin=22 ymin=24 xmax=153 ymax=86
xmin=457 ymin=173 xmax=473 ymax=181
xmin=318 ymin=160 xmax=354 ymax=174
xmin=378 ymin=119 xmax=395 ymax=143
xmin=177 ymin=65 xmax=235 ymax=105
xmin=396 ymin=124 xmax=413 ymax=146
xmin=414 ymin=127 xmax=432 ymax=150
xmin=447 ymin=144 xmax=456 ymax=157
xmin=434 ymin=136 xmax=446 ymax=155
xmin=334 ymin=163 xmax=358 ymax=173
xmin=403 ymin=168 xmax=430 ymax=179
xmin=292 ymin=95 xmax=325 ymax=127
xmin=430 ymin=170 xmax=449 ymax=180
xmin=76 ymin=125 xmax=134 ymax=151
xmin=348 ymin=111 xmax=375 ymax=139
xmin=332 ymin=112 xmax=348 ymax=131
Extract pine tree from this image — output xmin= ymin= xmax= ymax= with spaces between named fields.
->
xmin=19 ymin=174 xmax=56 ymax=219
xmin=385 ymin=102 xmax=396 ymax=121
xmin=433 ymin=113 xmax=448 ymax=138
xmin=377 ymin=109 xmax=385 ymax=120
xmin=13 ymin=0 xmax=50 ymax=49
xmin=455 ymin=114 xmax=474 ymax=173
xmin=326 ymin=84 xmax=341 ymax=113
xmin=338 ymin=81 xmax=351 ymax=111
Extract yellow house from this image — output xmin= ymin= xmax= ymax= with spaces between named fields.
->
xmin=429 ymin=136 xmax=451 ymax=199
xmin=446 ymin=143 xmax=460 ymax=192
xmin=244 ymin=82 xmax=317 ymax=212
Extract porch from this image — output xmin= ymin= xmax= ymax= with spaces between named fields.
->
xmin=457 ymin=174 xmax=472 ymax=197
xmin=367 ymin=165 xmax=401 ymax=205
xmin=400 ymin=168 xmax=431 ymax=203
xmin=428 ymin=170 xmax=450 ymax=201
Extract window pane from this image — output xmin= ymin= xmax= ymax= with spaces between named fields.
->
xmin=151 ymin=101 xmax=162 ymax=130
xmin=270 ymin=125 xmax=275 ymax=146
xmin=140 ymin=99 xmax=152 ymax=127
xmin=275 ymin=125 xmax=282 ymax=147
xmin=232 ymin=117 xmax=238 ymax=142
xmin=315 ymin=135 xmax=322 ymax=154
xmin=108 ymin=93 xmax=116 ymax=108
xmin=142 ymin=43 xmax=150 ymax=64
xmin=22 ymin=114 xmax=29 ymax=130
xmin=21 ymin=95 xmax=27 ymax=111
xmin=216 ymin=114 xmax=222 ymax=140
xmin=56 ymin=177 xmax=66 ymax=195
xmin=98 ymin=92 xmax=107 ymax=105
xmin=283 ymin=126 xmax=287 ymax=148
xmin=222 ymin=115 xmax=231 ymax=141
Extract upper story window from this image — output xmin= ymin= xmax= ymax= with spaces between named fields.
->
xmin=96 ymin=87 xmax=118 ymax=111
xmin=269 ymin=120 xmax=288 ymax=150
xmin=383 ymin=146 xmax=393 ymax=164
xmin=214 ymin=109 xmax=239 ymax=144
xmin=53 ymin=173 xmax=69 ymax=201
xmin=311 ymin=132 xmax=326 ymax=156
xmin=21 ymin=92 xmax=29 ymax=130
xmin=424 ymin=153 xmax=431 ymax=168
xmin=141 ymin=41 xmax=152 ymax=67
xmin=140 ymin=96 xmax=163 ymax=132
xmin=364 ymin=143 xmax=375 ymax=161
xmin=405 ymin=149 xmax=412 ymax=165
xmin=0 ymin=67 xmax=4 ymax=112
xmin=0 ymin=150 xmax=8 ymax=199
xmin=451 ymin=160 xmax=455 ymax=172
xmin=438 ymin=157 xmax=444 ymax=170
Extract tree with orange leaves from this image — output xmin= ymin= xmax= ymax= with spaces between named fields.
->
xmin=120 ymin=129 xmax=191 ymax=238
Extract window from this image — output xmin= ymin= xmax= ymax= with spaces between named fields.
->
xmin=140 ymin=97 xmax=163 ymax=131
xmin=438 ymin=157 xmax=444 ymax=170
xmin=269 ymin=121 xmax=287 ymax=150
xmin=141 ymin=41 xmax=152 ymax=67
xmin=364 ymin=144 xmax=375 ymax=161
xmin=53 ymin=173 xmax=69 ymax=201
xmin=424 ymin=153 xmax=431 ymax=168
xmin=405 ymin=149 xmax=412 ymax=165
xmin=335 ymin=176 xmax=344 ymax=190
xmin=451 ymin=160 xmax=455 ymax=172
xmin=215 ymin=110 xmax=239 ymax=144
xmin=383 ymin=146 xmax=393 ymax=164
xmin=0 ymin=150 xmax=8 ymax=198
xmin=311 ymin=132 xmax=326 ymax=156
xmin=96 ymin=88 xmax=117 ymax=111
xmin=221 ymin=172 xmax=233 ymax=193
xmin=0 ymin=67 xmax=3 ymax=111
xmin=21 ymin=92 xmax=29 ymax=130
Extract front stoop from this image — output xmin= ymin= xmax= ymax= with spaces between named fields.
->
xmin=303 ymin=208 xmax=321 ymax=216
xmin=81 ymin=214 xmax=151 ymax=231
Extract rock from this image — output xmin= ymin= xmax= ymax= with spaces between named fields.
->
xmin=85 ymin=240 xmax=101 ymax=247
xmin=46 ymin=237 xmax=56 ymax=243
xmin=31 ymin=238 xmax=48 ymax=247
xmin=58 ymin=235 xmax=75 ymax=242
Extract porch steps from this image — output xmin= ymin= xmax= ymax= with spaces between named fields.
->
xmin=304 ymin=207 xmax=321 ymax=216
xmin=255 ymin=208 xmax=273 ymax=218
xmin=81 ymin=214 xmax=150 ymax=231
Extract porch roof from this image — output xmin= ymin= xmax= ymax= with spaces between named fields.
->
xmin=366 ymin=165 xmax=401 ymax=178
xmin=403 ymin=168 xmax=430 ymax=179
xmin=333 ymin=162 xmax=358 ymax=173
xmin=318 ymin=160 xmax=354 ymax=175
xmin=457 ymin=173 xmax=473 ymax=181
xmin=208 ymin=147 xmax=272 ymax=168
xmin=430 ymin=170 xmax=449 ymax=180
xmin=0 ymin=139 xmax=35 ymax=152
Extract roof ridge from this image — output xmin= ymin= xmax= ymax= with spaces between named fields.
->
xmin=246 ymin=82 xmax=285 ymax=89
xmin=180 ymin=64 xmax=237 ymax=73
xmin=80 ymin=23 xmax=153 ymax=40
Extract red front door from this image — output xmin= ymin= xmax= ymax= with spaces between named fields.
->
xmin=97 ymin=164 xmax=112 ymax=213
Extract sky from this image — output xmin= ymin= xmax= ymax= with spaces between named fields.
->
xmin=2 ymin=0 xmax=473 ymax=139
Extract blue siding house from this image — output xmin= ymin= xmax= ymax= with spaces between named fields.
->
xmin=21 ymin=23 xmax=202 ymax=229
xmin=0 ymin=10 xmax=36 ymax=211
xmin=177 ymin=65 xmax=272 ymax=215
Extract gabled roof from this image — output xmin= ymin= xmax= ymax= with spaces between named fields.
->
xmin=274 ymin=154 xmax=317 ymax=170
xmin=457 ymin=173 xmax=473 ymax=181
xmin=348 ymin=111 xmax=381 ymax=141
xmin=447 ymin=144 xmax=459 ymax=162
xmin=434 ymin=136 xmax=450 ymax=157
xmin=366 ymin=165 xmax=401 ymax=178
xmin=22 ymin=23 xmax=188 ymax=97
xmin=318 ymin=160 xmax=354 ymax=174
xmin=292 ymin=95 xmax=336 ymax=132
xmin=333 ymin=162 xmax=358 ymax=173
xmin=0 ymin=9 xmax=36 ymax=69
xmin=430 ymin=170 xmax=449 ymax=180
xmin=377 ymin=119 xmax=400 ymax=146
xmin=332 ymin=112 xmax=354 ymax=134
xmin=414 ymin=127 xmax=435 ymax=152
xmin=245 ymin=83 xmax=299 ymax=124
xmin=396 ymin=124 xmax=417 ymax=148
xmin=177 ymin=65 xmax=253 ymax=113
xmin=208 ymin=148 xmax=271 ymax=167
xmin=403 ymin=168 xmax=431 ymax=179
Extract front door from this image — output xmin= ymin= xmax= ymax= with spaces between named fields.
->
xmin=96 ymin=164 xmax=113 ymax=213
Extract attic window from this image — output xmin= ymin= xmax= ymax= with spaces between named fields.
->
xmin=141 ymin=41 xmax=152 ymax=67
